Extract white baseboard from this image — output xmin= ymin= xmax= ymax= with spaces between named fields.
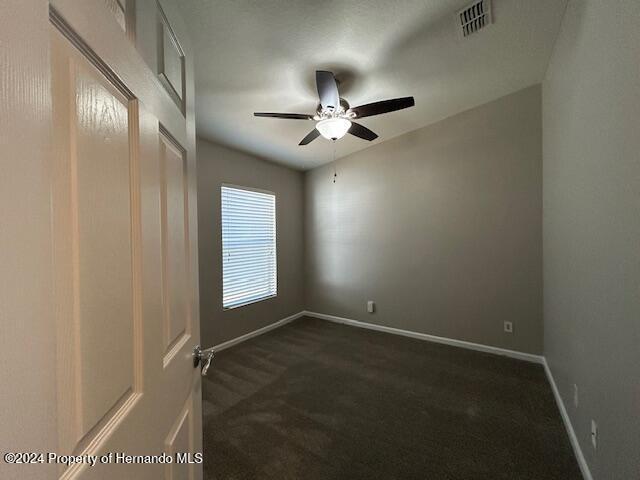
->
xmin=302 ymin=310 xmax=544 ymax=364
xmin=543 ymin=358 xmax=593 ymax=480
xmin=211 ymin=310 xmax=544 ymax=364
xmin=212 ymin=311 xmax=306 ymax=352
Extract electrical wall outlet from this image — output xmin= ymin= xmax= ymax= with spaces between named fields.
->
xmin=573 ymin=384 xmax=579 ymax=408
xmin=367 ymin=301 xmax=375 ymax=314
xmin=503 ymin=321 xmax=513 ymax=333
xmin=591 ymin=420 xmax=598 ymax=450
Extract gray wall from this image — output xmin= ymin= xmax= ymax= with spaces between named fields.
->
xmin=305 ymin=85 xmax=543 ymax=354
xmin=543 ymin=1 xmax=640 ymax=478
xmin=197 ymin=139 xmax=305 ymax=345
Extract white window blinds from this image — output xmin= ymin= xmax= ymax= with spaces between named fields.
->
xmin=221 ymin=185 xmax=277 ymax=309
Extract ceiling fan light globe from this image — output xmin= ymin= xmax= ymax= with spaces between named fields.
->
xmin=316 ymin=118 xmax=351 ymax=140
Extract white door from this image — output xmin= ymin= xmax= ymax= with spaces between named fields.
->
xmin=1 ymin=1 xmax=202 ymax=479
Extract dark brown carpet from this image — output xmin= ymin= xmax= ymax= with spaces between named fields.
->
xmin=202 ymin=316 xmax=581 ymax=480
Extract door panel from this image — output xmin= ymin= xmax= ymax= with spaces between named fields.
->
xmin=51 ymin=24 xmax=144 ymax=463
xmin=157 ymin=3 xmax=186 ymax=113
xmin=50 ymin=25 xmax=145 ymax=477
xmin=160 ymin=131 xmax=191 ymax=362
xmin=74 ymin=62 xmax=139 ymax=441
xmin=164 ymin=393 xmax=196 ymax=480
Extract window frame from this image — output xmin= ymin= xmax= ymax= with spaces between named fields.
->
xmin=220 ymin=183 xmax=277 ymax=310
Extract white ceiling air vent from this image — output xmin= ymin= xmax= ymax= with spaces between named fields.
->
xmin=457 ymin=0 xmax=492 ymax=38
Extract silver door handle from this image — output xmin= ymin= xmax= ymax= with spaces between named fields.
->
xmin=192 ymin=345 xmax=215 ymax=376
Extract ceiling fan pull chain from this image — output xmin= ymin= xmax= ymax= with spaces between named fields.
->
xmin=332 ymin=139 xmax=337 ymax=183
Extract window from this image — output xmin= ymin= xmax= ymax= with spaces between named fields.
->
xmin=221 ymin=185 xmax=277 ymax=309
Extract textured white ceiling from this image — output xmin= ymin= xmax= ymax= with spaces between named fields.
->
xmin=183 ymin=0 xmax=567 ymax=170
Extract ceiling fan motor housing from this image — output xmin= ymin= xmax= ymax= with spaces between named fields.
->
xmin=316 ymin=98 xmax=351 ymax=119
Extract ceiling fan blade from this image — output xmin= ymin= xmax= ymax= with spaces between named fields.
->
xmin=316 ymin=71 xmax=340 ymax=111
xmin=254 ymin=112 xmax=313 ymax=120
xmin=299 ymin=128 xmax=320 ymax=145
xmin=350 ymin=96 xmax=415 ymax=119
xmin=348 ymin=122 xmax=378 ymax=141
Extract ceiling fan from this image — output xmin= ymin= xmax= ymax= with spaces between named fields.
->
xmin=254 ymin=71 xmax=415 ymax=145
